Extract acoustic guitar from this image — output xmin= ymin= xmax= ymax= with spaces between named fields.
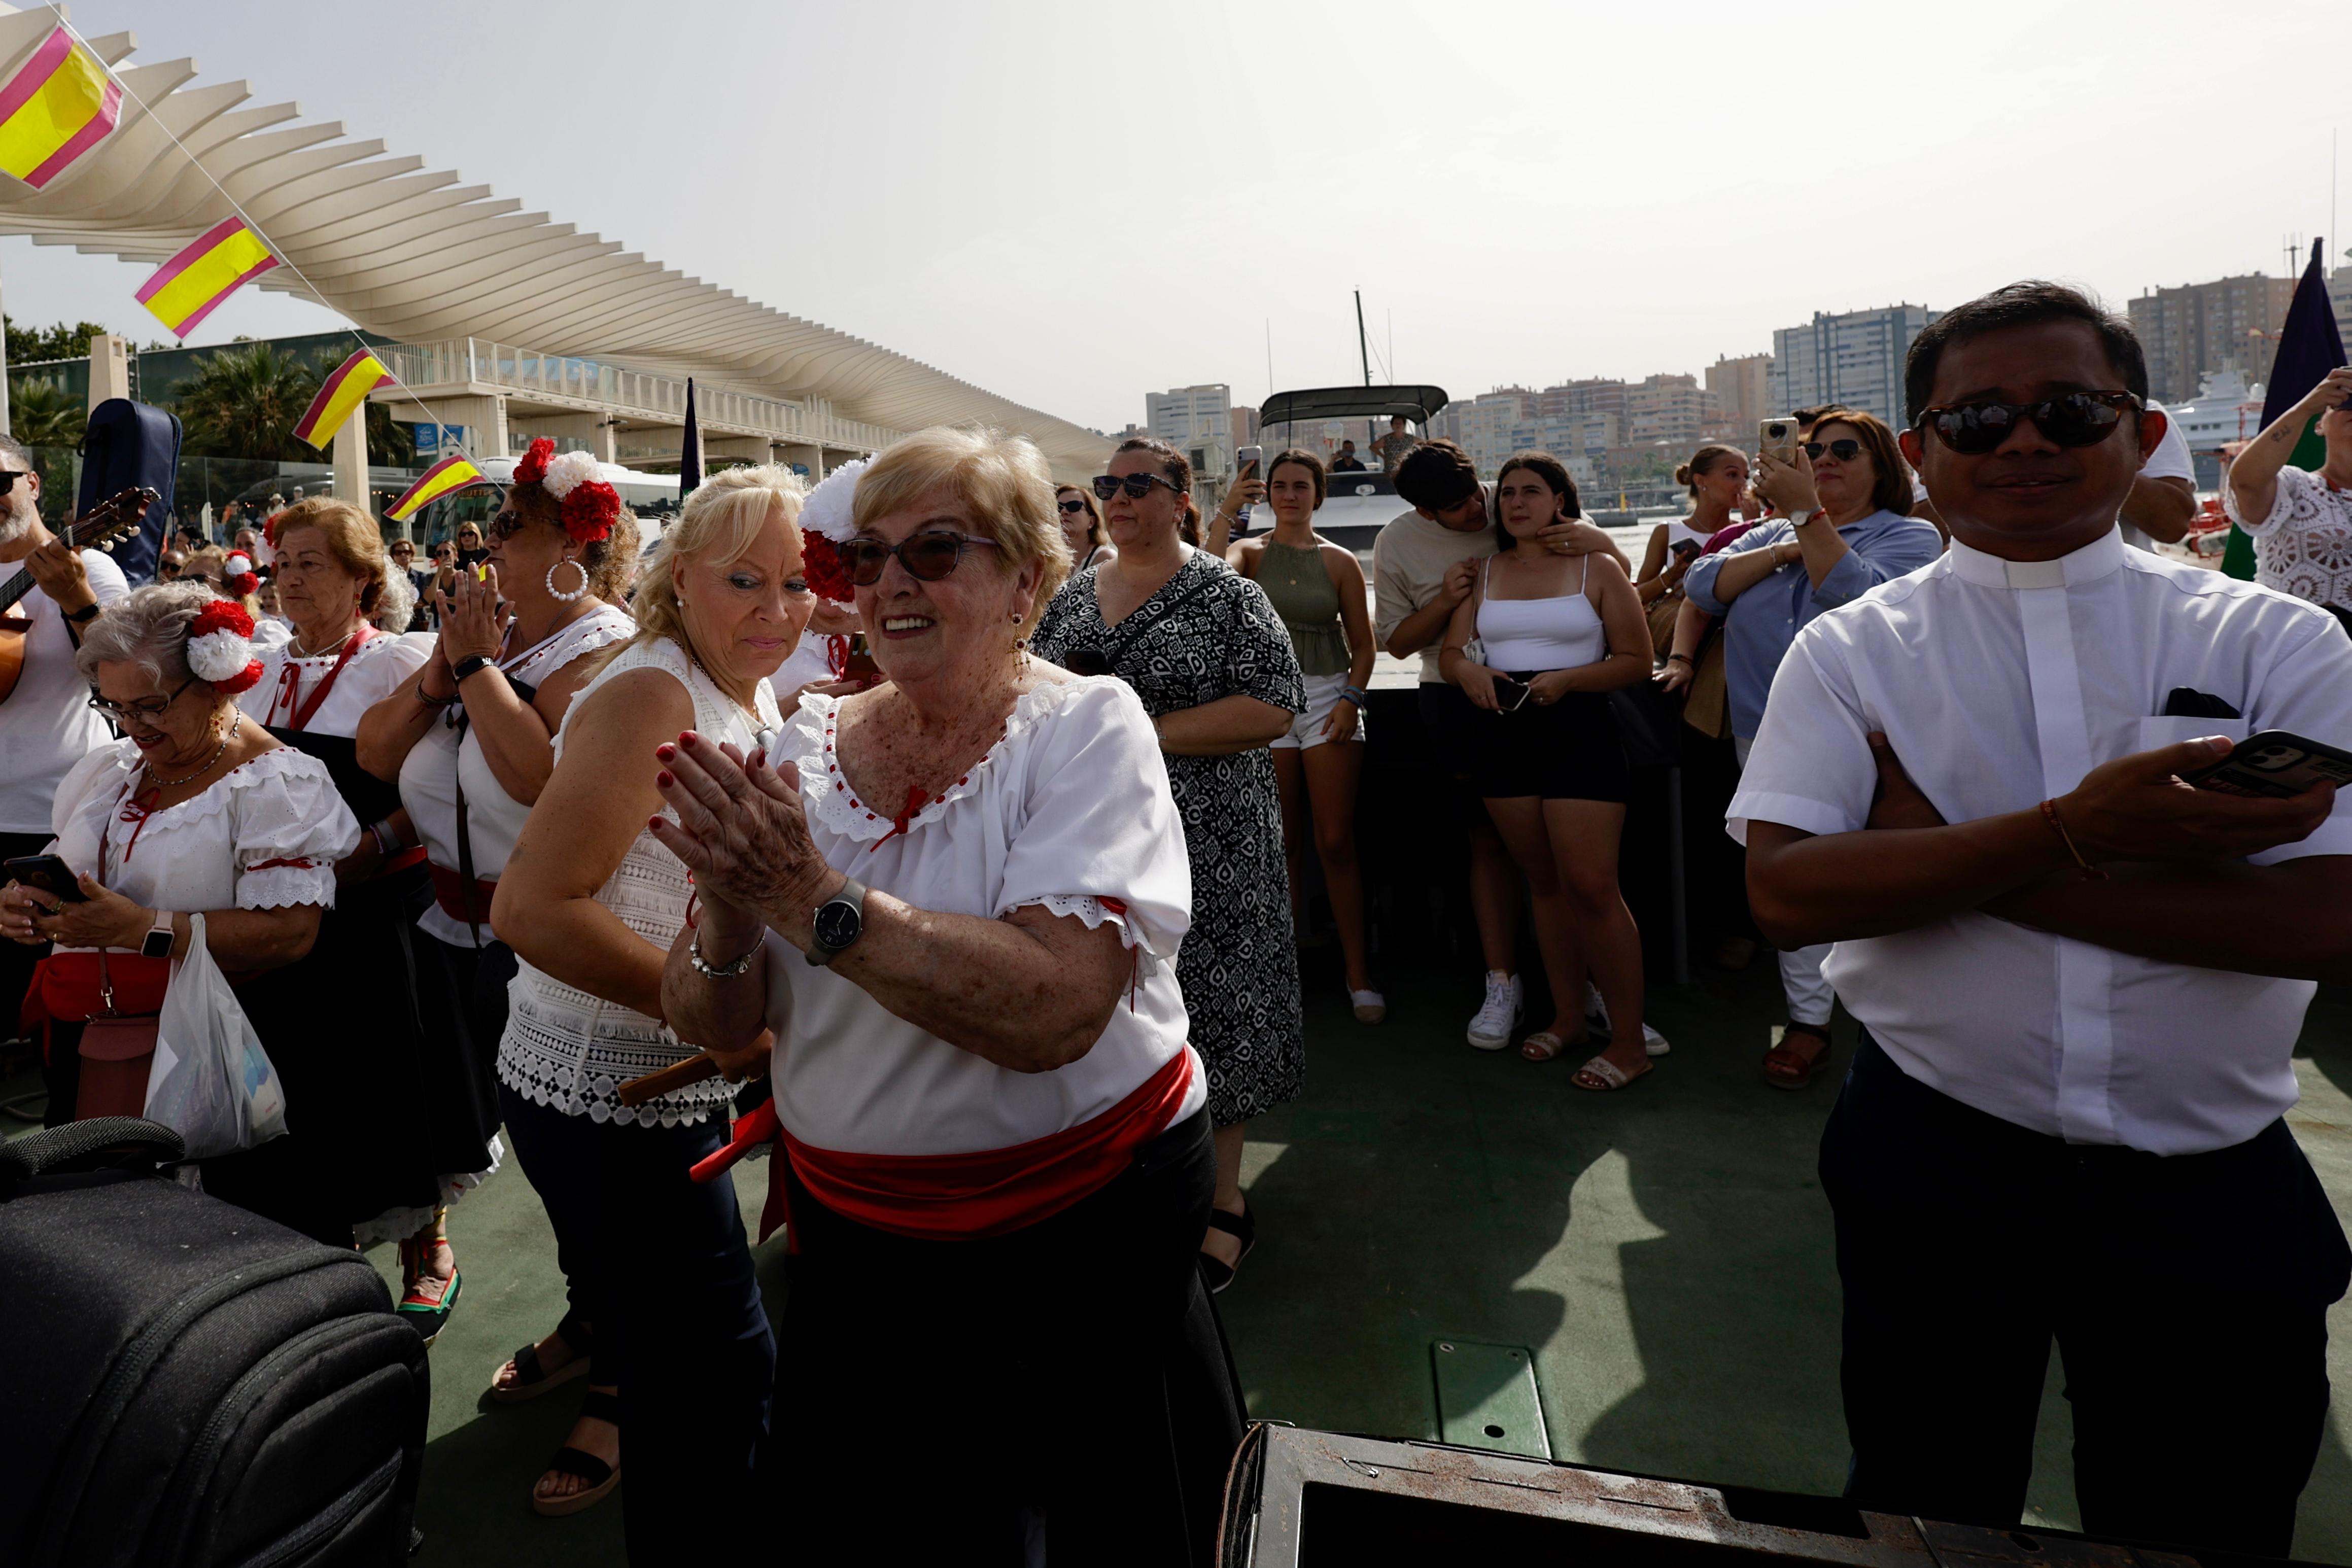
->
xmin=0 ymin=485 xmax=160 ymax=706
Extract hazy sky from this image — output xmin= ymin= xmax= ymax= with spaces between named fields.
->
xmin=3 ymin=0 xmax=2346 ymax=432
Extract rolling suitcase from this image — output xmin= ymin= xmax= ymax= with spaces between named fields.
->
xmin=0 ymin=1119 xmax=429 ymax=1567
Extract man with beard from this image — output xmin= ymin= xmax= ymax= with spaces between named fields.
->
xmin=1737 ymin=282 xmax=2352 ymax=1554
xmin=0 ymin=432 xmax=128 ymax=1053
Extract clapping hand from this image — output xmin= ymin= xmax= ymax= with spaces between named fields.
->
xmin=434 ymin=562 xmax=509 ymax=666
xmin=648 ymin=732 xmax=841 ymax=949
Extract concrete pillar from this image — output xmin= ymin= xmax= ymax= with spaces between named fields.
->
xmin=780 ymin=443 xmax=823 ymax=481
xmin=515 ymin=411 xmax=618 ymax=462
xmin=87 ymin=334 xmax=130 ymax=410
xmin=705 ymin=434 xmax=771 ymax=465
xmin=387 ymin=392 xmax=507 ymax=462
xmin=331 ymin=407 xmax=370 ymax=526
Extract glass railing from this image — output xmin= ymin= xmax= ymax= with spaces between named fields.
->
xmin=19 ymin=444 xmax=457 ymax=545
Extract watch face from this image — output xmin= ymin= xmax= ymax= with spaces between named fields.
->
xmin=813 ymin=898 xmax=861 ymax=953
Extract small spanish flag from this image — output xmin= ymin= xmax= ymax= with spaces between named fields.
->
xmin=0 ymin=27 xmax=121 ymax=190
xmin=134 ymin=217 xmax=280 ymax=339
xmin=388 ymin=455 xmax=488 ymax=522
xmin=293 ymin=348 xmax=395 ymax=450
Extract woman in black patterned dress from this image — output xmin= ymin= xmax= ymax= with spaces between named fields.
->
xmin=1032 ymin=436 xmax=1305 ymax=1294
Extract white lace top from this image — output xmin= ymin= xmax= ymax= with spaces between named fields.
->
xmin=46 ymin=740 xmax=359 ymax=952
xmin=755 ymin=677 xmax=1205 ymax=1157
xmin=401 ymin=606 xmax=637 ymax=947
xmin=496 ymin=638 xmax=782 ymax=1127
xmin=2223 ymin=464 xmax=2352 ymax=610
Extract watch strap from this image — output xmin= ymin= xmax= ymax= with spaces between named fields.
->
xmin=452 ymin=653 xmax=496 ymax=684
xmin=140 ymin=914 xmax=175 ymax=960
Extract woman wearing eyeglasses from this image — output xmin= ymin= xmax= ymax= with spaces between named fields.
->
xmin=1031 ymin=435 xmax=1305 ymax=1297
xmin=657 ymin=427 xmax=1244 ymax=1562
xmin=1683 ymin=408 xmax=1942 ymax=1089
xmin=484 ymin=464 xmax=800 ymax=1527
xmin=1058 ymin=482 xmax=1113 ymax=572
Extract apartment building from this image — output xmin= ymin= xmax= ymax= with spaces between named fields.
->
xmin=1769 ymin=305 xmax=1939 ymax=427
xmin=1706 ymin=353 xmax=1773 ymax=430
xmin=2126 ymin=275 xmax=2295 ymax=404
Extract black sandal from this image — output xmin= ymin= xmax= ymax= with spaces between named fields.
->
xmin=532 ymin=1389 xmax=620 ymax=1517
xmin=1198 ymin=1205 xmax=1257 ymax=1295
xmin=491 ymin=1312 xmax=593 ymax=1404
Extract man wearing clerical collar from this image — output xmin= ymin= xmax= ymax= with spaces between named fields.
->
xmin=1734 ymin=281 xmax=2352 ymax=1556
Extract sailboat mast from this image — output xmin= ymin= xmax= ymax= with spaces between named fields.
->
xmin=1356 ymin=289 xmax=1373 ymax=448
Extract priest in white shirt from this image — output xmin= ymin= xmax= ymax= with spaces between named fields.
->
xmin=1735 ymin=282 xmax=2352 ymax=1556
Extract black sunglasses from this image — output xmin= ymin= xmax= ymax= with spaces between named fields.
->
xmin=1058 ymin=498 xmax=1091 ymax=515
xmin=1802 ymin=438 xmax=1861 ymax=463
xmin=1091 ymin=473 xmax=1183 ymax=501
xmin=840 ymin=530 xmax=1003 ymax=587
xmin=0 ymin=468 xmax=29 ymax=491
xmin=1915 ymin=392 xmax=2140 ymax=456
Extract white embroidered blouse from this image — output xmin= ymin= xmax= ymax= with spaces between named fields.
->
xmin=46 ymin=740 xmax=360 ymax=951
xmin=496 ymin=638 xmax=782 ymax=1127
xmin=756 ymin=676 xmax=1205 ymax=1157
xmin=237 ymin=628 xmax=434 ymax=739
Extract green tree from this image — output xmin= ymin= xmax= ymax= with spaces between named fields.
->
xmin=174 ymin=340 xmax=318 ymax=461
xmin=366 ymin=401 xmax=416 ymax=466
xmin=8 ymin=376 xmax=85 ymax=448
xmin=4 ymin=317 xmax=123 ymax=365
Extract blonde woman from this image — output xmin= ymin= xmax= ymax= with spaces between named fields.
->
xmin=487 ymin=463 xmax=808 ymax=1525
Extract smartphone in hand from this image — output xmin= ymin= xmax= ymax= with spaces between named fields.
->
xmin=3 ymin=854 xmax=89 ymax=903
xmin=2181 ymin=730 xmax=2352 ymax=798
xmin=1758 ymin=418 xmax=1800 ymax=467
xmin=1492 ymin=676 xmax=1532 ymax=712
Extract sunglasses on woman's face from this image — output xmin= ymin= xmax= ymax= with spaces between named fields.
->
xmin=1802 ymin=438 xmax=1862 ymax=463
xmin=1091 ymin=472 xmax=1182 ymax=502
xmin=840 ymin=530 xmax=1004 ymax=587
xmin=1914 ymin=391 xmax=2140 ymax=456
xmin=1058 ymin=498 xmax=1090 ymax=515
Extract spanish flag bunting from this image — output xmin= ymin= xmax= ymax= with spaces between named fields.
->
xmin=292 ymin=348 xmax=395 ymax=450
xmin=387 ymin=455 xmax=488 ymax=522
xmin=134 ymin=217 xmax=280 ymax=339
xmin=0 ymin=27 xmax=121 ymax=190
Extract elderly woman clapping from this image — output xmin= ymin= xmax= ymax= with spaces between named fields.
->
xmin=656 ymin=428 xmax=1239 ymax=1565
xmin=1 ymin=584 xmax=354 ymax=1137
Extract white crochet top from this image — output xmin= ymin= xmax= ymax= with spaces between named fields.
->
xmin=495 ymin=638 xmax=781 ymax=1127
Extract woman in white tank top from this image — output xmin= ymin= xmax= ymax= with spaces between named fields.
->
xmin=1438 ymin=454 xmax=1659 ymax=1093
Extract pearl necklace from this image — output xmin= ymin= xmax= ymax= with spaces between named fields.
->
xmin=144 ymin=714 xmax=239 ymax=790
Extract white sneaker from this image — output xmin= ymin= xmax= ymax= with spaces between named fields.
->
xmin=1350 ymin=987 xmax=1387 ymax=1024
xmin=1587 ymin=983 xmax=1669 ymax=1055
xmin=1468 ymin=971 xmax=1521 ymax=1051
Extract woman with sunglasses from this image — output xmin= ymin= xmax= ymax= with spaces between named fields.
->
xmin=486 ymin=464 xmax=800 ymax=1528
xmin=1032 ymin=435 xmax=1305 ymax=1296
xmin=1225 ymin=448 xmax=1383 ymax=1023
xmin=1058 ymin=481 xmax=1113 ymax=572
xmin=1683 ymin=408 xmax=1941 ymax=1089
xmin=658 ymin=427 xmax=1243 ymax=1562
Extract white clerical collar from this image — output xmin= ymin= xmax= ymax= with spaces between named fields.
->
xmin=1947 ymin=525 xmax=2126 ymax=590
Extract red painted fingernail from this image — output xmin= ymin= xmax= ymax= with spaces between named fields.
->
xmin=655 ymin=744 xmax=675 ymax=761
xmin=657 ymin=770 xmax=674 ymax=787
xmin=679 ymin=733 xmax=698 ymax=748
xmin=649 ymin=816 xmax=664 ymax=830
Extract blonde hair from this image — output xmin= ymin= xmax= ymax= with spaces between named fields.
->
xmin=622 ymin=463 xmax=805 ymax=662
xmin=269 ymin=497 xmax=396 ymax=622
xmin=853 ymin=427 xmax=1069 ymax=632
xmin=184 ymin=545 xmax=261 ymax=620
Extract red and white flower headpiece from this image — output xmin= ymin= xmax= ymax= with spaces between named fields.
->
xmin=187 ymin=598 xmax=264 ymax=695
xmin=222 ymin=552 xmax=260 ymax=598
xmin=795 ymin=458 xmax=867 ymax=603
xmin=513 ymin=437 xmax=620 ymax=544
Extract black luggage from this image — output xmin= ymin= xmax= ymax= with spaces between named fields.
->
xmin=0 ymin=1119 xmax=429 ymax=1567
xmin=77 ymin=397 xmax=182 ymax=586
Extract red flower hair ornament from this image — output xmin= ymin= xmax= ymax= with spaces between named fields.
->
xmin=515 ymin=437 xmax=619 ymax=544
xmin=795 ymin=458 xmax=867 ymax=604
xmin=186 ymin=598 xmax=264 ymax=695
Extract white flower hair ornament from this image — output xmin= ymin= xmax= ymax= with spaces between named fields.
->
xmin=187 ymin=599 xmax=264 ymax=694
xmin=223 ymin=552 xmax=260 ymax=597
xmin=541 ymin=449 xmax=604 ymax=499
xmin=796 ymin=458 xmax=868 ymax=602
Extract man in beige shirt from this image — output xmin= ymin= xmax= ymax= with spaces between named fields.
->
xmin=1375 ymin=438 xmax=1625 ymax=1051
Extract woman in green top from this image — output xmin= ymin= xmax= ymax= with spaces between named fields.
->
xmin=1228 ymin=449 xmax=1383 ymax=1022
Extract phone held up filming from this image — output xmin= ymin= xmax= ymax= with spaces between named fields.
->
xmin=1758 ymin=418 xmax=1800 ymax=468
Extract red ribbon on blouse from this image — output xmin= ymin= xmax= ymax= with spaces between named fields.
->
xmin=691 ymin=1046 xmax=1195 ymax=1247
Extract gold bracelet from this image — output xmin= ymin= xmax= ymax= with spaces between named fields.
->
xmin=2038 ymin=797 xmax=2105 ymax=880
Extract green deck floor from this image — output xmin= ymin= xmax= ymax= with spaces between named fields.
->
xmin=13 ymin=958 xmax=2352 ymax=1562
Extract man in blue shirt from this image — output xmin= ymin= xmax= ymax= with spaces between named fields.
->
xmin=1683 ymin=408 xmax=1942 ymax=1086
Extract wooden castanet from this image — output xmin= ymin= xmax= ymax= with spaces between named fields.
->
xmin=616 ymin=1053 xmax=721 ymax=1108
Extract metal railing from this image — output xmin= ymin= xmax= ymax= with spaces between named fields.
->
xmin=376 ymin=338 xmax=898 ymax=453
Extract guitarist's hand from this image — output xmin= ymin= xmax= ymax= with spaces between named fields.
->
xmin=24 ymin=534 xmax=94 ymax=617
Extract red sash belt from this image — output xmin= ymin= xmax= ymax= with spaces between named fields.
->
xmin=693 ymin=1048 xmax=1195 ymax=1247
xmin=428 ymin=863 xmax=499 ymax=924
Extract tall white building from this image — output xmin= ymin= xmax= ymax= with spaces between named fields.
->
xmin=1145 ymin=384 xmax=1236 ymax=486
xmin=1768 ymin=305 xmax=1940 ymax=427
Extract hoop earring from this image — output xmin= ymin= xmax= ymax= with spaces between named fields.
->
xmin=546 ymin=559 xmax=589 ymax=602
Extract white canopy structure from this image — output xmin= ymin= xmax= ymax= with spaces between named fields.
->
xmin=0 ymin=6 xmax=1110 ymax=474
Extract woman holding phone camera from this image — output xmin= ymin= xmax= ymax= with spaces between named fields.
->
xmin=1439 ymin=454 xmax=1654 ymax=1090
xmin=1225 ymin=449 xmax=1383 ymax=1022
xmin=1033 ymin=435 xmax=1305 ymax=1294
xmin=1638 ymin=445 xmax=1747 ymax=654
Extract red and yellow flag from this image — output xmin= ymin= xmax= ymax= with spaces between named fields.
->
xmin=388 ymin=455 xmax=488 ymax=522
xmin=292 ymin=348 xmax=395 ymax=449
xmin=134 ymin=217 xmax=280 ymax=339
xmin=0 ymin=27 xmax=121 ymax=189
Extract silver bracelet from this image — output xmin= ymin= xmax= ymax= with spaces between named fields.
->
xmin=687 ymin=928 xmax=760 ymax=980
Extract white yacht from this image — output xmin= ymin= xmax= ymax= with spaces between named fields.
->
xmin=2161 ymin=370 xmax=2266 ymax=455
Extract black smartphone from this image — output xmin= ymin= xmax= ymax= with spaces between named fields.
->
xmin=1492 ymin=676 xmax=1531 ymax=712
xmin=3 ymin=854 xmax=88 ymax=902
xmin=1670 ymin=539 xmax=1702 ymax=563
xmin=2181 ymin=730 xmax=2352 ymax=798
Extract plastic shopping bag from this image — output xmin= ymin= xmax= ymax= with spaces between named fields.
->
xmin=145 ymin=913 xmax=289 ymax=1159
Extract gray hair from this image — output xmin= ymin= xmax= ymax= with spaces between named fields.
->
xmin=74 ymin=580 xmax=219 ymax=689
xmin=370 ymin=563 xmax=416 ymax=631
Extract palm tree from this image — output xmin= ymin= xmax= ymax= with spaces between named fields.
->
xmin=174 ymin=341 xmax=318 ymax=461
xmin=8 ymin=375 xmax=85 ymax=448
xmin=365 ymin=400 xmax=416 ymax=466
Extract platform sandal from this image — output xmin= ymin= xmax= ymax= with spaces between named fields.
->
xmin=1198 ymin=1205 xmax=1257 ymax=1295
xmin=532 ymin=1388 xmax=620 ymax=1517
xmin=491 ymin=1312 xmax=594 ymax=1404
xmin=395 ymin=1233 xmax=463 ymax=1346
xmin=1762 ymin=1023 xmax=1833 ymax=1091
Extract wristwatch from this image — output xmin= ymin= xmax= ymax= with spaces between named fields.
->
xmin=62 ymin=602 xmax=99 ymax=624
xmin=805 ymin=878 xmax=868 ymax=967
xmin=451 ymin=653 xmax=496 ymax=685
xmin=139 ymin=912 xmax=174 ymax=960
xmin=1788 ymin=507 xmax=1821 ymax=528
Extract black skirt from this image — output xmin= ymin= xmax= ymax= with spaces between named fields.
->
xmin=412 ymin=930 xmax=514 ymax=1180
xmin=1472 ymin=680 xmax=1629 ymax=803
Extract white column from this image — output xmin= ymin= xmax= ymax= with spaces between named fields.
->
xmin=332 ymin=407 xmax=370 ymax=528
xmin=87 ymin=333 xmax=129 ymax=410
